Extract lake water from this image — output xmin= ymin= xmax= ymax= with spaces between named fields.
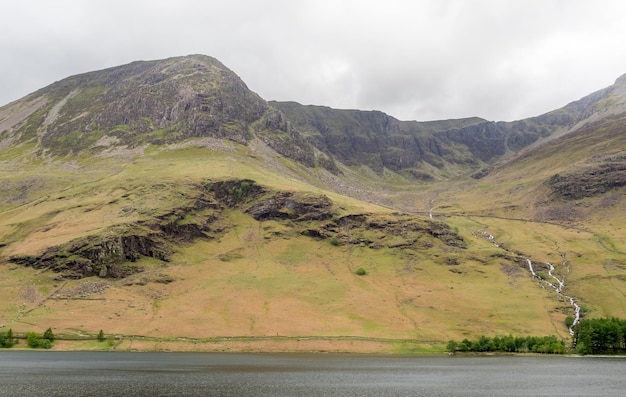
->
xmin=0 ymin=351 xmax=624 ymax=396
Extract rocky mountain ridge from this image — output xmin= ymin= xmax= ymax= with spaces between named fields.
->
xmin=271 ymin=72 xmax=626 ymax=178
xmin=3 ymin=54 xmax=625 ymax=182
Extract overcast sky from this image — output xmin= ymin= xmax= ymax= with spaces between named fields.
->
xmin=3 ymin=0 xmax=626 ymax=121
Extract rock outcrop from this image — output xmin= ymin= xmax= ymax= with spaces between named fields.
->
xmin=549 ymin=162 xmax=626 ymax=200
xmin=9 ymin=179 xmax=465 ymax=279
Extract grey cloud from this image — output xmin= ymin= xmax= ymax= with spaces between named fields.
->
xmin=2 ymin=0 xmax=626 ymax=122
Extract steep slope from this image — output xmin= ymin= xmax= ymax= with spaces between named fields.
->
xmin=271 ymin=73 xmax=626 ymax=181
xmin=269 ymin=102 xmax=490 ymax=177
xmin=0 ymin=55 xmax=625 ymax=352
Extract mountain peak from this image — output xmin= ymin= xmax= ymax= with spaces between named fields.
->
xmin=134 ymin=54 xmax=231 ymax=79
xmin=3 ymin=54 xmax=269 ymax=156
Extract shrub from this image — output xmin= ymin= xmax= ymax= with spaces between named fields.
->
xmin=329 ymin=236 xmax=340 ymax=246
xmin=355 ymin=267 xmax=367 ymax=276
xmin=27 ymin=328 xmax=54 ymax=349
xmin=0 ymin=329 xmax=15 ymax=348
xmin=27 ymin=332 xmax=41 ymax=348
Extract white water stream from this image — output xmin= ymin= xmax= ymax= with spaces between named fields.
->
xmin=479 ymin=232 xmax=581 ymax=335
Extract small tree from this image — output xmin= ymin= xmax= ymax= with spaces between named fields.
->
xmin=97 ymin=330 xmax=105 ymax=342
xmin=43 ymin=327 xmax=54 ymax=342
xmin=446 ymin=340 xmax=458 ymax=353
xmin=0 ymin=329 xmax=14 ymax=348
xmin=5 ymin=329 xmax=14 ymax=348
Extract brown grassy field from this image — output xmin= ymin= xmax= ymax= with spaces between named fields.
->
xmin=1 ymin=136 xmax=625 ymax=353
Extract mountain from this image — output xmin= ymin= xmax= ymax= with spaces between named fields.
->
xmin=0 ymin=55 xmax=625 ymax=352
xmin=0 ymin=55 xmax=335 ymax=170
xmin=271 ymin=73 xmax=626 ymax=180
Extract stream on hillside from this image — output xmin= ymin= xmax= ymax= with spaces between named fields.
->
xmin=475 ymin=230 xmax=581 ymax=335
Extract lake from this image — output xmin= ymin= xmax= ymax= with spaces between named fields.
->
xmin=0 ymin=351 xmax=624 ymax=396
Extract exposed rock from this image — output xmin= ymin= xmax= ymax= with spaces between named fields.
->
xmin=536 ymin=203 xmax=582 ymax=223
xmin=471 ymin=167 xmax=491 ymax=179
xmin=314 ymin=213 xmax=466 ymax=249
xmin=404 ymin=169 xmax=435 ymax=181
xmin=10 ymin=232 xmax=166 ymax=280
xmin=218 ymin=248 xmax=244 ymax=262
xmin=54 ymin=281 xmax=110 ymax=298
xmin=1 ymin=55 xmax=348 ymax=175
xmin=32 ymin=55 xmax=268 ymax=154
xmin=255 ymin=109 xmax=317 ymax=168
xmin=548 ymin=163 xmax=626 ymax=200
xmin=247 ymin=192 xmax=335 ymax=221
xmin=210 ymin=179 xmax=266 ymax=207
xmin=269 ymin=101 xmax=575 ymax=175
xmin=9 ymin=181 xmax=227 ymax=279
xmin=426 ymin=221 xmax=467 ymax=248
xmin=445 ymin=257 xmax=460 ymax=266
xmin=4 ymin=54 xmax=626 ymax=185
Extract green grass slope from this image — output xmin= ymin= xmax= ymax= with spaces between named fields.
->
xmin=0 ymin=138 xmax=576 ymax=352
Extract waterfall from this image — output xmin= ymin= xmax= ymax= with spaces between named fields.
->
xmin=477 ymin=231 xmax=581 ymax=335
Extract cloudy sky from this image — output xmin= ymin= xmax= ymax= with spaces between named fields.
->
xmin=3 ymin=0 xmax=626 ymax=121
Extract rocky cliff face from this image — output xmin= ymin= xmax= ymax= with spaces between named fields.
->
xmin=269 ymin=101 xmax=493 ymax=174
xmin=4 ymin=56 xmax=263 ymax=152
xmin=270 ymin=74 xmax=626 ymax=178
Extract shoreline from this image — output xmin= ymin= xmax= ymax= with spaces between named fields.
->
xmin=7 ymin=334 xmax=447 ymax=354
xmin=7 ymin=334 xmax=626 ymax=356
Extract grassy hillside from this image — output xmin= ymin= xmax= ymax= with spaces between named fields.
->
xmin=1 ymin=56 xmax=625 ymax=353
xmin=409 ymin=113 xmax=626 ymax=323
xmin=0 ymin=138 xmax=580 ymax=352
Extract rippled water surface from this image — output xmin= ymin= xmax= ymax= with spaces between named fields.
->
xmin=1 ymin=351 xmax=625 ymax=396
